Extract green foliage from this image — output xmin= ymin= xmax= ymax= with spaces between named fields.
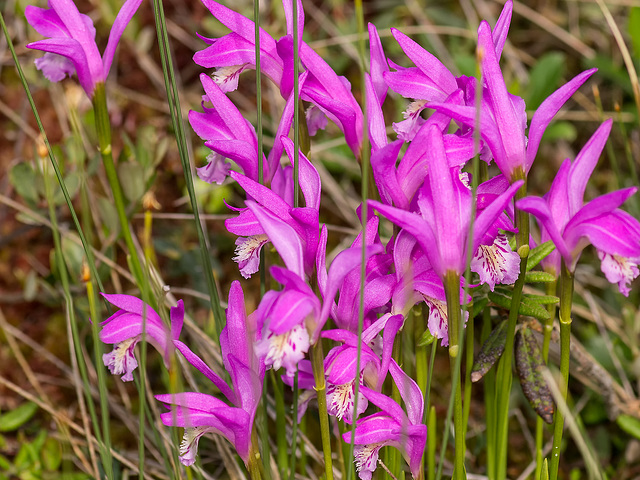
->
xmin=0 ymin=402 xmax=38 ymax=433
xmin=616 ymin=414 xmax=640 ymax=440
xmin=488 ymin=289 xmax=552 ymax=321
xmin=628 ymin=8 xmax=640 ymax=58
xmin=526 ymin=241 xmax=556 ymax=272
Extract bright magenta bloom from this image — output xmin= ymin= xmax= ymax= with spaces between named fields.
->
xmin=100 ymin=294 xmax=184 ymax=382
xmin=517 ymin=119 xmax=640 ymax=294
xmin=26 ymin=0 xmax=142 ymax=97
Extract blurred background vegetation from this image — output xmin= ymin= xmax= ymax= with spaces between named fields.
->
xmin=0 ymin=0 xmax=639 ymax=478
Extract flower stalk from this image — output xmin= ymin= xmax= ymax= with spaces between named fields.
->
xmin=444 ymin=271 xmax=465 ymax=480
xmin=495 ymin=175 xmax=530 ymax=480
xmin=549 ymin=263 xmax=574 ymax=480
xmin=311 ymin=341 xmax=334 ymax=480
xmin=92 ymin=84 xmax=151 ymax=304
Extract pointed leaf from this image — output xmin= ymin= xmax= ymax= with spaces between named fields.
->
xmin=488 ymin=291 xmax=552 ymax=321
xmin=526 ymin=240 xmax=556 ymax=272
xmin=524 ymin=271 xmax=557 ymax=283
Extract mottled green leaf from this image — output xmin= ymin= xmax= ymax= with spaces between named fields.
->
xmin=525 ymin=271 xmax=557 ymax=283
xmin=471 ymin=319 xmax=507 ymax=382
xmin=522 ymin=294 xmax=559 ymax=305
xmin=488 ymin=291 xmax=552 ymax=321
xmin=526 ymin=240 xmax=556 ymax=272
xmin=0 ymin=402 xmax=38 ymax=432
xmin=417 ymin=328 xmax=436 ymax=347
xmin=10 ymin=163 xmax=39 ymax=205
xmin=41 ymin=437 xmax=61 ymax=472
xmin=515 ymin=328 xmax=554 ymax=424
xmin=471 ymin=297 xmax=489 ymax=319
xmin=118 ymin=161 xmax=146 ymax=203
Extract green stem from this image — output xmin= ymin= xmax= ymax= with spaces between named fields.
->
xmin=249 ymin=436 xmax=264 ymax=480
xmin=462 ymin=308 xmax=474 ymax=439
xmin=289 ymin=372 xmax=299 ymax=480
xmin=444 ymin=271 xmax=465 ymax=480
xmin=482 ymin=307 xmax=496 ymax=478
xmin=428 ymin=405 xmax=437 ymax=480
xmin=549 ymin=264 xmax=574 ymax=480
xmin=271 ymin=370 xmax=288 ymax=476
xmin=311 ymin=342 xmax=334 ymax=480
xmin=536 ymin=279 xmax=558 ymax=480
xmin=495 ymin=176 xmax=530 ymax=480
xmin=92 ymin=85 xmax=151 ymax=304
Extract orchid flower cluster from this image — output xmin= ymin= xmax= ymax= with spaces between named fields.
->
xmin=25 ymin=0 xmax=640 ymax=478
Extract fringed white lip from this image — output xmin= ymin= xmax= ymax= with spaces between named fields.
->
xmin=258 ymin=323 xmax=310 ymax=378
xmin=179 ymin=426 xmax=214 ymax=466
xmin=102 ymin=336 xmax=139 ymax=382
xmin=598 ymin=250 xmax=640 ymax=297
xmin=471 ymin=233 xmax=520 ymax=291
xmin=233 ymin=234 xmax=269 ymax=279
xmin=353 ymin=442 xmax=385 ymax=480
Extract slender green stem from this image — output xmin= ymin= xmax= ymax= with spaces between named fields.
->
xmin=271 ymin=370 xmax=288 ymax=476
xmin=289 ymin=372 xmax=299 ymax=480
xmin=42 ymin=148 xmax=112 ymax=479
xmin=249 ymin=436 xmax=264 ymax=480
xmin=495 ymin=176 xmax=530 ymax=480
xmin=347 ymin=2 xmax=370 ymax=480
xmin=463 ymin=312 xmax=474 ymax=439
xmin=482 ymin=307 xmax=496 ymax=478
xmin=444 ymin=271 xmax=465 ymax=480
xmin=85 ymin=278 xmax=113 ymax=478
xmin=92 ymin=86 xmax=151 ymax=304
xmin=536 ymin=279 xmax=558 ymax=480
xmin=428 ymin=405 xmax=437 ymax=480
xmin=93 ymin=85 xmax=152 ymax=477
xmin=311 ymin=342 xmax=334 ymax=480
xmin=549 ymin=264 xmax=574 ymax=480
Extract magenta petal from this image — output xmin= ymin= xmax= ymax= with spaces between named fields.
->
xmin=478 ymin=21 xmax=526 ymax=177
xmin=567 ymin=119 xmax=612 ymax=215
xmin=174 ymin=340 xmax=237 ymax=405
xmin=102 ymin=0 xmax=143 ymax=77
xmin=517 ymin=196 xmax=572 ymax=265
xmin=368 ymin=23 xmax=389 ymax=104
xmin=200 ymin=0 xmax=278 ymax=54
xmin=425 ymin=125 xmax=461 ymax=274
xmin=27 ymin=38 xmax=94 ymax=93
xmin=282 ymin=136 xmax=320 ymax=209
xmin=365 ymin=73 xmax=388 ymax=152
xmin=391 ymin=28 xmax=456 ymax=95
xmin=170 ymin=300 xmax=184 ymax=341
xmin=388 ymin=360 xmax=423 ymax=425
xmin=246 ymin=201 xmax=304 ymax=278
xmin=492 ymin=0 xmax=513 ymax=59
xmin=472 ymin=180 xmax=523 ymax=254
xmin=565 ymin=187 xmax=638 ymax=234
